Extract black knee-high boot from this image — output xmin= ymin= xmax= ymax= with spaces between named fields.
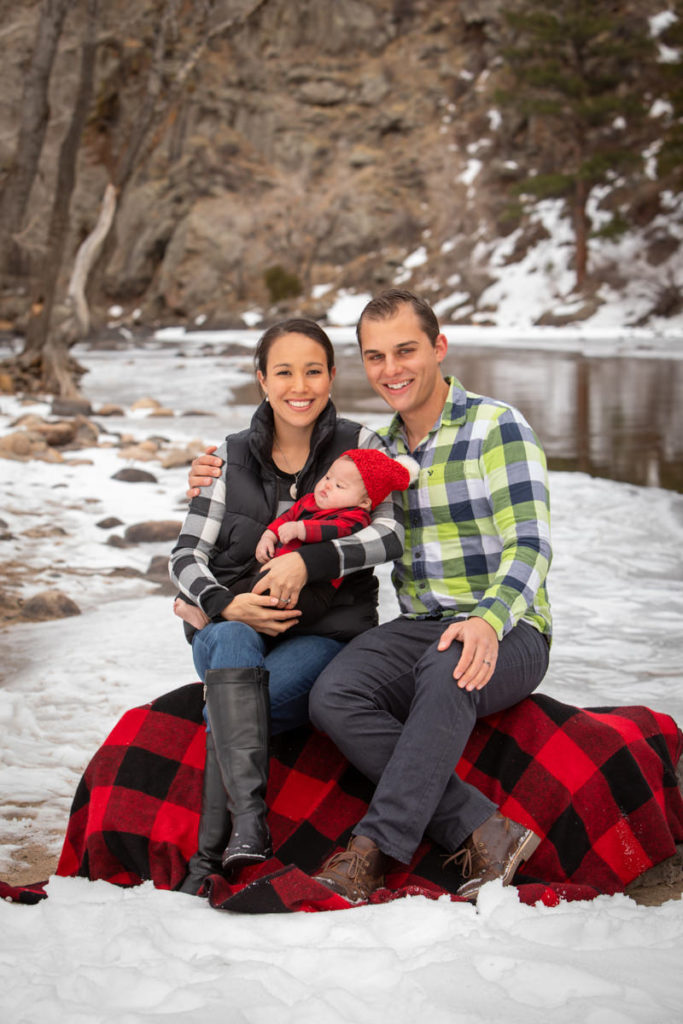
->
xmin=204 ymin=666 xmax=273 ymax=873
xmin=178 ymin=731 xmax=230 ymax=895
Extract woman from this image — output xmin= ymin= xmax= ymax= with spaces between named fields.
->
xmin=169 ymin=318 xmax=403 ymax=894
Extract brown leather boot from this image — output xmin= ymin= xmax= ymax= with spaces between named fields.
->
xmin=446 ymin=811 xmax=541 ymax=902
xmin=314 ymin=835 xmax=388 ymax=903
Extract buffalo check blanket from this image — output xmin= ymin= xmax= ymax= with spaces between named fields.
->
xmin=5 ymin=683 xmax=682 ymax=910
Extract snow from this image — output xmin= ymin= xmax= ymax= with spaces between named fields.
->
xmin=326 ymin=291 xmax=373 ymax=326
xmin=1 ymin=333 xmax=683 ymax=1023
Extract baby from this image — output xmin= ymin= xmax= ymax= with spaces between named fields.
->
xmin=175 ymin=447 xmax=414 ymax=633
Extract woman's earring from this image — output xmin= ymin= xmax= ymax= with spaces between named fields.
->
xmin=264 ymin=394 xmax=269 ymax=403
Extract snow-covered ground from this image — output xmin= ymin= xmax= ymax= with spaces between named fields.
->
xmin=1 ymin=330 xmax=682 ymax=1024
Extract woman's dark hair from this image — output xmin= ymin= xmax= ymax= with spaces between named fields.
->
xmin=254 ymin=318 xmax=336 ymax=377
xmin=355 ymin=289 xmax=441 ymax=347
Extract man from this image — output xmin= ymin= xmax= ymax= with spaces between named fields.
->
xmin=189 ymin=289 xmax=552 ymax=902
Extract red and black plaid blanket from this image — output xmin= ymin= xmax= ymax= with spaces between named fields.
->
xmin=5 ymin=683 xmax=682 ymax=910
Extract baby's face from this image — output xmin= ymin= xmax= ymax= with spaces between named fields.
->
xmin=314 ymin=457 xmax=371 ymax=511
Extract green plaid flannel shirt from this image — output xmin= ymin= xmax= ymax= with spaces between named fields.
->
xmin=381 ymin=377 xmax=552 ymax=641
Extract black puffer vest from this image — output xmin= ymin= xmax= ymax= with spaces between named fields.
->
xmin=210 ymin=399 xmax=378 ymax=641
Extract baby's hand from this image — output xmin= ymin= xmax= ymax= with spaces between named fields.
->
xmin=277 ymin=521 xmax=306 ymax=545
xmin=255 ymin=530 xmax=277 ymax=563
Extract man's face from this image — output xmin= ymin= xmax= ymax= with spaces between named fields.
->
xmin=358 ymin=304 xmax=447 ymax=419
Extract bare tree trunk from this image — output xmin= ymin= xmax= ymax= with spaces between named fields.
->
xmin=0 ymin=0 xmax=75 ymax=276
xmin=67 ymin=183 xmax=118 ymax=337
xmin=20 ymin=0 xmax=100 ymax=396
xmin=572 ymin=176 xmax=589 ymax=292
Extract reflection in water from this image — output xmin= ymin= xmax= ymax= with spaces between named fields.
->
xmin=233 ymin=343 xmax=683 ymax=492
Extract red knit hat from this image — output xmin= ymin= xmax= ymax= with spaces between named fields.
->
xmin=341 ymin=448 xmax=417 ymax=509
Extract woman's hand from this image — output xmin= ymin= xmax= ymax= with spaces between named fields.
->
xmin=437 ymin=617 xmax=499 ymax=691
xmin=187 ymin=446 xmax=223 ymax=498
xmin=222 ymin=592 xmax=301 ymax=637
xmin=251 ymin=551 xmax=308 ymax=608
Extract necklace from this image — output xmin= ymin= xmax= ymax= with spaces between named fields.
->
xmin=273 ymin=439 xmax=304 ymax=500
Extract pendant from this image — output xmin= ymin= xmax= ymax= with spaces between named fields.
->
xmin=289 ymin=482 xmax=298 ymax=500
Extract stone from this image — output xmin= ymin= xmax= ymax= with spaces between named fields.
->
xmin=123 ymin=520 xmax=182 ymax=543
xmin=20 ymin=590 xmax=81 ymax=621
xmin=22 ymin=524 xmax=68 ymax=539
xmin=145 ymin=555 xmax=176 ymax=594
xmin=160 ymin=448 xmax=194 ymax=469
xmin=111 ymin=468 xmax=158 ymax=483
xmin=116 ymin=444 xmax=158 ymax=462
xmin=96 ymin=517 xmax=124 ymax=529
xmin=73 ymin=416 xmax=101 ymax=446
xmin=106 ymin=535 xmax=131 ymax=548
xmin=35 ymin=421 xmax=77 ymax=447
xmin=0 ymin=431 xmax=51 ymax=460
xmin=95 ymin=404 xmax=125 ymax=417
xmin=296 ymin=79 xmax=349 ymax=107
xmin=146 ymin=554 xmax=171 ymax=581
xmin=131 ymin=397 xmax=162 ymax=411
xmin=51 ymin=398 xmax=92 ymax=417
xmin=0 ymin=590 xmax=23 ymax=622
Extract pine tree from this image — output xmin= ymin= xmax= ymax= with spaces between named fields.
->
xmin=497 ymin=0 xmax=658 ymax=291
xmin=654 ymin=2 xmax=683 ymax=182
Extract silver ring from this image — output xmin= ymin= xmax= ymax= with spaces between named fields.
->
xmin=483 ymin=659 xmax=491 ymax=666
xmin=284 ymin=597 xmax=292 ymax=604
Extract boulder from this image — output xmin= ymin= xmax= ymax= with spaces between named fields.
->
xmin=145 ymin=554 xmax=176 ymax=594
xmin=160 ymin=447 xmax=195 ymax=469
xmin=0 ymin=431 xmax=60 ymax=462
xmin=95 ymin=403 xmax=126 ymax=417
xmin=96 ymin=516 xmax=124 ymax=529
xmin=124 ymin=520 xmax=182 ymax=543
xmin=35 ymin=421 xmax=78 ymax=447
xmin=131 ymin=397 xmax=162 ymax=411
xmin=106 ymin=535 xmax=131 ymax=548
xmin=20 ymin=590 xmax=81 ymax=621
xmin=111 ymin=468 xmax=158 ymax=483
xmin=51 ymin=398 xmax=92 ymax=416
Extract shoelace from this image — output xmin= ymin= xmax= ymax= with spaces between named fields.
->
xmin=323 ymin=848 xmax=370 ymax=881
xmin=443 ymin=846 xmax=473 ymax=877
xmin=443 ymin=838 xmax=491 ymax=879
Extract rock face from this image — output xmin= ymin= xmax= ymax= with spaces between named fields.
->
xmin=0 ymin=0 xmax=678 ymax=328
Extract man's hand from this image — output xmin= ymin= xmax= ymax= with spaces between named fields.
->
xmin=437 ymin=617 xmax=499 ymax=691
xmin=277 ymin=521 xmax=306 ymax=545
xmin=221 ymin=592 xmax=301 ymax=636
xmin=187 ymin=445 xmax=223 ymax=498
xmin=251 ymin=551 xmax=308 ymax=608
xmin=255 ymin=530 xmax=277 ymax=564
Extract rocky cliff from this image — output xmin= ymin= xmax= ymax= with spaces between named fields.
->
xmin=0 ymin=0 xmax=680 ymax=330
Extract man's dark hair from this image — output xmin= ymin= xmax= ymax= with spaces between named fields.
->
xmin=356 ymin=289 xmax=441 ymax=348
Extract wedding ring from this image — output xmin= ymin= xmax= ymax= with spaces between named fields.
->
xmin=483 ymin=659 xmax=491 ymax=665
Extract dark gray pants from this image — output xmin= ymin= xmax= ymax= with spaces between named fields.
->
xmin=309 ymin=616 xmax=550 ymax=864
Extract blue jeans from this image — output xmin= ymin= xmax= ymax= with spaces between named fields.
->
xmin=309 ymin=617 xmax=550 ymax=863
xmin=192 ymin=621 xmax=344 ymax=735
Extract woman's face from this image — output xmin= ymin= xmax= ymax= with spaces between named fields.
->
xmin=257 ymin=333 xmax=336 ymax=434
